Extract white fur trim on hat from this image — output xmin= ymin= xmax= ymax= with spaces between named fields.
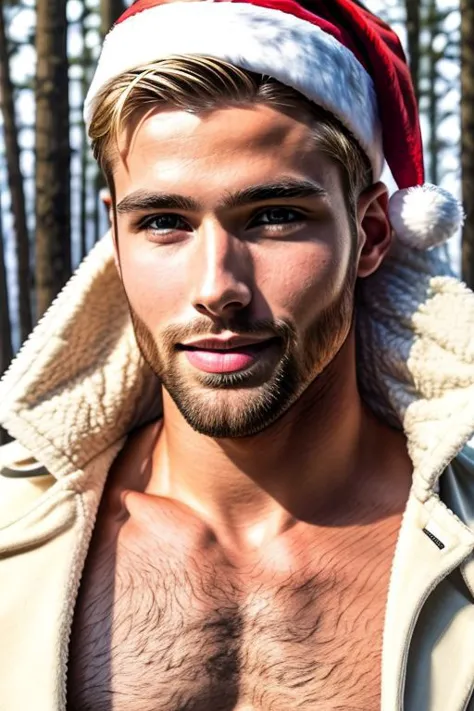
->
xmin=388 ymin=184 xmax=464 ymax=250
xmin=84 ymin=1 xmax=383 ymax=177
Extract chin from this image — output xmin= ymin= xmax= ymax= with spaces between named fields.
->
xmin=164 ymin=366 xmax=304 ymax=439
xmin=177 ymin=401 xmax=286 ymax=439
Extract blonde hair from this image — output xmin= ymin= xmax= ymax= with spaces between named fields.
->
xmin=89 ymin=55 xmax=372 ymax=212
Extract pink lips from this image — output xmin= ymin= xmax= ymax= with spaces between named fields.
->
xmin=180 ymin=337 xmax=274 ymax=374
xmin=185 ymin=348 xmax=257 ymax=373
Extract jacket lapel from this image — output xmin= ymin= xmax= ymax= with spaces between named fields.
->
xmin=382 ymin=489 xmax=474 ymax=711
xmin=0 ymin=443 xmax=123 ymax=711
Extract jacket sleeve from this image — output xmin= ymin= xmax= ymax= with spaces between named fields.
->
xmin=0 ymin=439 xmax=54 ymax=528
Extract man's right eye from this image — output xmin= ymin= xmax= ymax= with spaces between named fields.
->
xmin=140 ymin=214 xmax=191 ymax=233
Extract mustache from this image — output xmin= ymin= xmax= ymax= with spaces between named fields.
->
xmin=159 ymin=317 xmax=297 ymax=349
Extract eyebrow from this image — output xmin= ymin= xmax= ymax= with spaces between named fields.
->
xmin=115 ymin=178 xmax=327 ymax=215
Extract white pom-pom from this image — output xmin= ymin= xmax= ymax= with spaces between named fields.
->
xmin=388 ymin=184 xmax=464 ymax=250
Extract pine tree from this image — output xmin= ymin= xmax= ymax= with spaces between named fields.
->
xmin=404 ymin=0 xmax=421 ymax=104
xmin=35 ymin=0 xmax=71 ymax=317
xmin=0 ymin=193 xmax=12 ymax=444
xmin=461 ymin=0 xmax=474 ymax=288
xmin=0 ymin=194 xmax=13 ymax=377
xmin=0 ymin=3 xmax=32 ymax=341
xmin=100 ymin=0 xmax=126 ymax=37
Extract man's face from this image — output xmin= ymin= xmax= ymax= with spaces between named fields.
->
xmin=112 ymin=103 xmax=361 ymax=437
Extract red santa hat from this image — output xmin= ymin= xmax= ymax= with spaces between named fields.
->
xmin=84 ymin=0 xmax=463 ymax=250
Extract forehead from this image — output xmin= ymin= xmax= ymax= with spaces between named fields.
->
xmin=113 ymin=103 xmax=342 ymax=201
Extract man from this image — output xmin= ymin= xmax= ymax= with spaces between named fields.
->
xmin=0 ymin=0 xmax=473 ymax=709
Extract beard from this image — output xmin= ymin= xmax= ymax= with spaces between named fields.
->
xmin=127 ymin=261 xmax=357 ymax=439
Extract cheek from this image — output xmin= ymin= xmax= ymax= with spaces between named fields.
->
xmin=256 ymin=239 xmax=350 ymax=326
xmin=118 ymin=243 xmax=187 ymax=325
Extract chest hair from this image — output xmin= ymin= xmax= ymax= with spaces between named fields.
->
xmin=67 ymin=508 xmax=395 ymax=711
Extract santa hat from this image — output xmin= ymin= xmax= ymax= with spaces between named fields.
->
xmin=84 ymin=0 xmax=463 ymax=250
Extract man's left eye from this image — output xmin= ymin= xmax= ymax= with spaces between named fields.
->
xmin=250 ymin=207 xmax=303 ymax=227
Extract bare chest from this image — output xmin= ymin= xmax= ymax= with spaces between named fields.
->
xmin=67 ymin=497 xmax=400 ymax=711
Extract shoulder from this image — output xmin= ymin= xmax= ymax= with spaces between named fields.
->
xmin=0 ymin=439 xmax=55 ymax=528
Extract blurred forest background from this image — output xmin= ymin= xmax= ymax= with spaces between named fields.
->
xmin=0 ymin=0 xmax=473 ymax=443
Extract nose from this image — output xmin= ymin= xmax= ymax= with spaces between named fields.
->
xmin=191 ymin=222 xmax=252 ymax=319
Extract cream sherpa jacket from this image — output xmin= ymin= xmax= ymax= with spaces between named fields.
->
xmin=1 ymin=233 xmax=474 ymax=711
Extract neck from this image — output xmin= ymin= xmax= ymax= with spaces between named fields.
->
xmin=146 ymin=332 xmax=410 ymax=547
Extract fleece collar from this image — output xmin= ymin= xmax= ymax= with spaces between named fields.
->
xmin=0 ymin=233 xmax=473 ymax=500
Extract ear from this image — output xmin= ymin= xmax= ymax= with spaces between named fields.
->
xmin=100 ymin=188 xmax=121 ymax=276
xmin=355 ymin=181 xmax=392 ymax=278
xmin=100 ymin=187 xmax=114 ymax=225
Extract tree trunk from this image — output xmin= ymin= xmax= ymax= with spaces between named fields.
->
xmin=427 ymin=0 xmax=439 ymax=185
xmin=80 ymin=6 xmax=91 ymax=261
xmin=404 ymin=0 xmax=421 ymax=105
xmin=0 ymin=194 xmax=13 ymax=377
xmin=0 ymin=3 xmax=32 ymax=342
xmin=461 ymin=0 xmax=474 ymax=289
xmin=35 ymin=0 xmax=71 ymax=318
xmin=0 ymin=198 xmax=12 ymax=445
xmin=94 ymin=172 xmax=102 ymax=244
xmin=80 ymin=135 xmax=88 ymax=260
xmin=100 ymin=0 xmax=126 ymax=37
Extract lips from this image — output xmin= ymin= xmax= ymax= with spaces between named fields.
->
xmin=178 ymin=338 xmax=277 ymax=374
